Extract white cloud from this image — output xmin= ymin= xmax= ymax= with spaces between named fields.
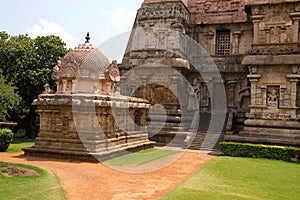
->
xmin=28 ymin=18 xmax=77 ymax=48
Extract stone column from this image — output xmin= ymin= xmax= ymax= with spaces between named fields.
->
xmin=289 ymin=78 xmax=299 ymax=107
xmin=265 ymin=29 xmax=270 ymax=43
xmin=280 ymin=87 xmax=286 ymax=107
xmin=261 ymin=86 xmax=267 ymax=107
xmin=71 ymin=80 xmax=76 ymax=94
xmin=247 ymin=73 xmax=261 ymax=107
xmin=62 ymin=80 xmax=67 ymax=94
xmin=204 ymin=31 xmax=214 ymax=55
xmin=280 ymin=27 xmax=287 ymax=43
xmin=233 ymin=31 xmax=242 ymax=55
xmin=289 ymin=78 xmax=299 ymax=119
xmin=227 ymin=81 xmax=237 ymax=107
xmin=290 ymin=12 xmax=300 ymax=42
xmin=56 ymin=81 xmax=60 ymax=93
xmin=251 ymin=15 xmax=264 ymax=44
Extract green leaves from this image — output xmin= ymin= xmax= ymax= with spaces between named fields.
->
xmin=0 ymin=129 xmax=14 ymax=152
xmin=0 ymin=32 xmax=68 ymax=110
xmin=219 ymin=142 xmax=300 ymax=162
xmin=0 ymin=73 xmax=21 ymax=117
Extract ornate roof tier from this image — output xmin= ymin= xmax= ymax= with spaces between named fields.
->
xmin=51 ymin=33 xmax=120 ymax=95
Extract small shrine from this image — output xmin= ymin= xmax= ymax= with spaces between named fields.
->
xmin=51 ymin=33 xmax=120 ymax=95
xmin=23 ymin=33 xmax=154 ymax=162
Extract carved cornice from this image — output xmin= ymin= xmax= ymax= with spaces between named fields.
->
xmin=137 ymin=1 xmax=190 ymax=23
xmin=188 ymin=0 xmax=248 ymax=24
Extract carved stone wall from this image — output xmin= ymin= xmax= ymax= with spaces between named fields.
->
xmin=121 ymin=0 xmax=300 ymax=146
xmin=24 ymin=94 xmax=154 ymax=161
xmin=188 ymin=0 xmax=248 ymax=24
xmin=225 ymin=1 xmax=300 ymax=146
xmin=122 ymin=1 xmax=191 ymax=68
xmin=249 ymin=1 xmax=300 ymax=54
xmin=244 ymin=62 xmax=300 ymax=121
xmin=193 ymin=24 xmax=253 ymax=56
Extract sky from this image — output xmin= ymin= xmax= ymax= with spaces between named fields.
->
xmin=0 ymin=0 xmax=144 ymax=49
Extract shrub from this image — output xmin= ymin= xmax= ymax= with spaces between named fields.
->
xmin=219 ymin=142 xmax=300 ymax=162
xmin=0 ymin=128 xmax=14 ymax=152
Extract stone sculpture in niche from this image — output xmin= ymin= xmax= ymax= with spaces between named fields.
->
xmin=267 ymin=88 xmax=279 ymax=108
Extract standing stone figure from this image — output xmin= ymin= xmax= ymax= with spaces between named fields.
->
xmin=267 ymin=89 xmax=279 ymax=108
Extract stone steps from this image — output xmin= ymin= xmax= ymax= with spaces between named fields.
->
xmin=188 ymin=132 xmax=206 ymax=150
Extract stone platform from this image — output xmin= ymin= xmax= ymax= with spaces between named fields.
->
xmin=225 ymin=119 xmax=300 ymax=147
xmin=23 ymin=94 xmax=155 ymax=162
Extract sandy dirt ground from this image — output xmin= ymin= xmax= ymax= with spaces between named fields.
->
xmin=0 ymin=150 xmax=214 ymax=200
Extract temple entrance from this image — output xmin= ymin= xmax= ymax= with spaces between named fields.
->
xmin=133 ymin=83 xmax=182 ymax=145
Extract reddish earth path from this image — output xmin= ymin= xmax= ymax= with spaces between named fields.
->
xmin=0 ymin=150 xmax=214 ymax=200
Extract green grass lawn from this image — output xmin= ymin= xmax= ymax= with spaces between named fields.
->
xmin=0 ymin=162 xmax=66 ymax=200
xmin=4 ymin=138 xmax=34 ymax=153
xmin=161 ymin=156 xmax=300 ymax=200
xmin=0 ymin=138 xmax=65 ymax=199
xmin=104 ymin=148 xmax=180 ymax=166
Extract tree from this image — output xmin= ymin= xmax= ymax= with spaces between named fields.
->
xmin=0 ymin=71 xmax=21 ymax=117
xmin=0 ymin=32 xmax=68 ymax=110
xmin=0 ymin=31 xmax=68 ymax=137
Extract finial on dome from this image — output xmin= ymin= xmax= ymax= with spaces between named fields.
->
xmin=85 ymin=32 xmax=90 ymax=43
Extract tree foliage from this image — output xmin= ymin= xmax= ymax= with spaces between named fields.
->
xmin=0 ymin=31 xmax=68 ymax=110
xmin=0 ymin=128 xmax=14 ymax=152
xmin=0 ymin=71 xmax=21 ymax=117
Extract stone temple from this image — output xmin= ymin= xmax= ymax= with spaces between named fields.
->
xmin=23 ymin=34 xmax=154 ymax=162
xmin=118 ymin=0 xmax=300 ymax=148
xmin=25 ymin=0 xmax=300 ymax=161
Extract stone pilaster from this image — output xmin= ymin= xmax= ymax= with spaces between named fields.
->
xmin=233 ymin=31 xmax=242 ymax=55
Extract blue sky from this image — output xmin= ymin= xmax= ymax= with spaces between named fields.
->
xmin=0 ymin=0 xmax=143 ymax=48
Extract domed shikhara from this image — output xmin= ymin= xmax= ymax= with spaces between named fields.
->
xmin=52 ymin=33 xmax=120 ymax=95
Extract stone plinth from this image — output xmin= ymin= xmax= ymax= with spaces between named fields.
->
xmin=225 ymin=54 xmax=300 ymax=146
xmin=23 ymin=94 xmax=154 ymax=162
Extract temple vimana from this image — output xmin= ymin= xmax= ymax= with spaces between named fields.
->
xmin=25 ymin=0 xmax=300 ymax=161
xmin=120 ymin=0 xmax=300 ymax=148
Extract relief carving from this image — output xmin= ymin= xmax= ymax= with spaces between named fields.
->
xmin=61 ymin=55 xmax=79 ymax=77
xmin=189 ymin=0 xmax=247 ymax=24
xmin=137 ymin=2 xmax=190 ymax=23
xmin=267 ymin=87 xmax=279 ymax=108
xmin=104 ymin=60 xmax=120 ymax=82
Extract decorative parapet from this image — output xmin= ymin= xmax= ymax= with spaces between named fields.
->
xmin=247 ymin=1 xmax=300 ymax=53
xmin=137 ymin=1 xmax=190 ymax=24
xmin=188 ymin=0 xmax=248 ymax=24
